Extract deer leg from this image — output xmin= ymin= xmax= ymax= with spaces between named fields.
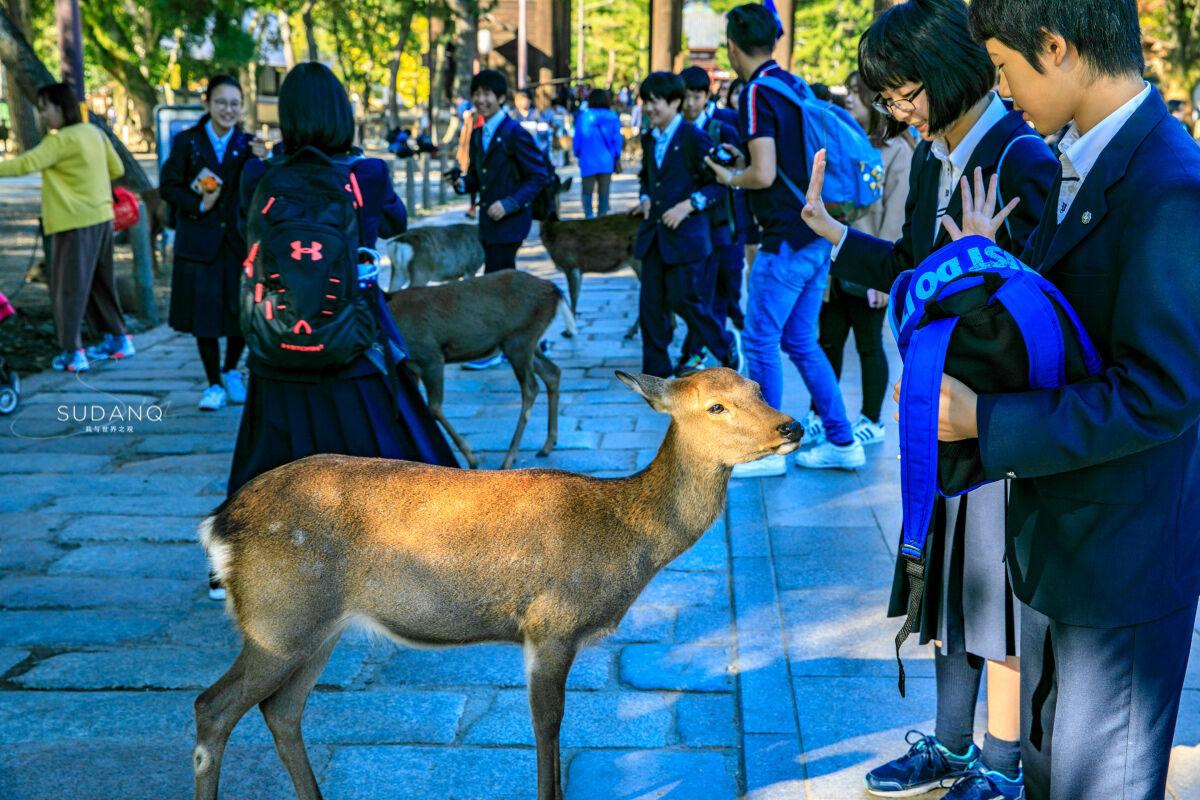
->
xmin=625 ymin=261 xmax=642 ymax=339
xmin=418 ymin=357 xmax=478 ymax=469
xmin=531 ymin=351 xmax=560 ymax=458
xmin=257 ymin=629 xmax=343 ymax=800
xmin=499 ymin=348 xmax=539 ymax=469
xmin=564 ymin=269 xmax=582 ymax=338
xmin=526 ymin=638 xmax=577 ymax=800
xmin=194 ymin=640 xmax=313 ymax=800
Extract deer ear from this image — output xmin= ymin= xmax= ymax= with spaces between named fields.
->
xmin=615 ymin=371 xmax=671 ymax=411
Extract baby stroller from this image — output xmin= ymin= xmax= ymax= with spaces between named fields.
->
xmin=0 ymin=291 xmax=18 ymax=415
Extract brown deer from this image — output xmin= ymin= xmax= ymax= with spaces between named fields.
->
xmin=192 ymin=367 xmax=802 ymax=800
xmin=386 ymin=269 xmax=575 ymax=470
xmin=539 ymin=211 xmax=642 ymax=338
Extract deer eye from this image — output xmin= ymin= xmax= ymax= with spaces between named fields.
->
xmin=707 ymin=403 xmax=725 ymax=415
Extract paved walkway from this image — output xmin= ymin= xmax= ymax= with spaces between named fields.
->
xmin=0 ymin=174 xmax=1196 ymax=799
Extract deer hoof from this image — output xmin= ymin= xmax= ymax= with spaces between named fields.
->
xmin=561 ymin=329 xmax=574 ymax=339
xmin=537 ymin=448 xmax=551 ymax=458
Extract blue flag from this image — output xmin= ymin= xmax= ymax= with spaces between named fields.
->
xmin=763 ymin=0 xmax=785 ymax=40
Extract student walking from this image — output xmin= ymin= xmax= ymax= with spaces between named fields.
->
xmin=222 ymin=62 xmax=457 ymax=598
xmin=707 ymin=5 xmax=862 ymax=477
xmin=941 ymin=3 xmax=1200 ymax=799
xmin=631 ymin=71 xmax=738 ymax=379
xmin=799 ymin=1 xmax=1058 ymax=797
xmin=453 ymin=69 xmax=549 ymax=274
xmin=0 ymin=83 xmax=132 ymax=372
xmin=810 ymin=70 xmax=914 ymax=449
xmin=572 ymin=89 xmax=623 ymax=218
xmin=160 ymin=75 xmax=267 ymax=410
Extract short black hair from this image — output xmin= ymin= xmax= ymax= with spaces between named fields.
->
xmin=859 ymin=0 xmax=995 ymax=138
xmin=639 ymin=72 xmax=685 ymax=105
xmin=589 ymin=89 xmax=612 ymax=109
xmin=726 ymin=4 xmax=777 ymax=58
xmin=470 ymin=70 xmax=509 ymax=101
xmin=680 ymin=66 xmax=711 ymax=94
xmin=968 ymin=0 xmax=1143 ymax=78
xmin=36 ymin=83 xmax=82 ymax=126
xmin=204 ymin=74 xmax=242 ymax=102
xmin=278 ymin=62 xmax=355 ymax=155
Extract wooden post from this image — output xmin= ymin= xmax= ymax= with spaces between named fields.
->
xmin=421 ymin=153 xmax=432 ymax=210
xmin=772 ymin=0 xmax=795 ymax=72
xmin=129 ymin=200 xmax=158 ymax=325
xmin=406 ymin=157 xmax=417 ymax=214
xmin=439 ymin=151 xmax=448 ymax=204
xmin=649 ymin=0 xmax=681 ymax=73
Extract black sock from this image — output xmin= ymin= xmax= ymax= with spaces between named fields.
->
xmin=197 ymin=337 xmax=222 ymax=387
xmin=934 ymin=650 xmax=984 ymax=757
xmin=981 ymin=732 xmax=1021 ymax=780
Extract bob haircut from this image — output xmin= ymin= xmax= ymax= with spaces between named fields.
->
xmin=639 ymin=72 xmax=685 ymax=105
xmin=588 ymin=89 xmax=612 ymax=109
xmin=968 ymin=0 xmax=1143 ymax=79
xmin=726 ymin=4 xmax=777 ymax=58
xmin=858 ymin=0 xmax=995 ymax=138
xmin=279 ymin=63 xmax=354 ymax=155
xmin=680 ymin=66 xmax=712 ymax=94
xmin=36 ymin=83 xmax=83 ymax=127
xmin=470 ymin=70 xmax=509 ymax=101
xmin=204 ymin=74 xmax=242 ymax=102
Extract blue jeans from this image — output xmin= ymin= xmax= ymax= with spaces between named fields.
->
xmin=742 ymin=238 xmax=853 ymax=444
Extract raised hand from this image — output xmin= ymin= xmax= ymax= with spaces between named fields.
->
xmin=801 ymin=149 xmax=846 ymax=244
xmin=941 ymin=166 xmax=1020 ymax=242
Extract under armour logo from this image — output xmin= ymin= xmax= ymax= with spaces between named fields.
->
xmin=290 ymin=241 xmax=323 ymax=261
xmin=293 ymin=320 xmax=312 ymax=335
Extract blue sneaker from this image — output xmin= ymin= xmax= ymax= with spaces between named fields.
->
xmin=943 ymin=766 xmax=1023 ymax=800
xmin=865 ymin=730 xmax=979 ymax=796
xmin=86 ymin=333 xmax=135 ymax=361
xmin=462 ymin=353 xmax=505 ymax=370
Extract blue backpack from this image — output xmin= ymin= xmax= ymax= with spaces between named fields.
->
xmin=888 ymin=236 xmax=1103 ymax=695
xmin=750 ymin=74 xmax=884 ymax=221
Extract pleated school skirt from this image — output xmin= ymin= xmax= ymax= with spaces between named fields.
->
xmin=226 ymin=362 xmax=459 ymax=498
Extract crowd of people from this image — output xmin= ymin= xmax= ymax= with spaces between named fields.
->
xmin=1 ymin=1 xmax=1197 ymax=799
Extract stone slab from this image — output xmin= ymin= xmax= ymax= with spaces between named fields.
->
xmin=0 ymin=610 xmax=169 ymax=647
xmin=743 ymin=733 xmax=807 ymax=799
xmin=565 ymin=750 xmax=738 ymax=800
xmin=665 ymin=523 xmax=728 ymax=572
xmin=322 ymin=746 xmax=537 ymax=800
xmin=0 ymin=512 xmax=70 ymax=539
xmin=676 ymin=692 xmax=737 ymax=747
xmin=47 ymin=542 xmax=208 ymax=579
xmin=0 ymin=648 xmax=29 ymax=676
xmin=619 ymin=644 xmax=733 ymax=692
xmin=0 ymin=454 xmax=111 ymax=474
xmin=637 ymin=571 xmax=727 ymax=609
xmin=376 ymin=642 xmax=612 ymax=691
xmin=611 ymin=605 xmax=676 ymax=643
xmin=733 ymin=556 xmax=781 ymax=633
xmin=675 ymin=605 xmax=732 ymax=645
xmin=54 ymin=514 xmax=201 ymax=543
xmin=130 ymin=433 xmax=236 ymax=454
xmin=464 ymin=689 xmax=673 ymax=747
xmin=42 ymin=494 xmax=217 ymax=517
xmin=0 ymin=576 xmax=194 ymax=610
xmin=737 ymin=631 xmax=798 ymax=735
xmin=0 ymin=538 xmax=62 ymax=572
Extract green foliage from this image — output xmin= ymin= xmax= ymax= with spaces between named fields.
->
xmin=578 ymin=0 xmax=650 ymax=86
xmin=792 ymin=0 xmax=872 ymax=86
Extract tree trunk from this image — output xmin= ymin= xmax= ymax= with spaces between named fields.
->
xmin=446 ymin=0 xmax=475 ymax=99
xmin=301 ymin=0 xmax=318 ymax=62
xmin=279 ymin=9 xmax=297 ymax=71
xmin=2 ymin=0 xmax=37 ymax=151
xmin=0 ymin=3 xmax=151 ymax=190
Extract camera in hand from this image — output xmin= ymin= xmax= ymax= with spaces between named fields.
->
xmin=709 ymin=145 xmax=737 ymax=168
xmin=444 ymin=165 xmax=463 ymax=182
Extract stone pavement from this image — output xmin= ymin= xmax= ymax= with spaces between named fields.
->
xmin=0 ymin=173 xmax=1197 ymax=799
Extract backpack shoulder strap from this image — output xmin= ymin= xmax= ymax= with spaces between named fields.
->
xmin=994 ymin=133 xmax=1042 ymax=240
xmin=752 ymin=73 xmax=810 ymax=108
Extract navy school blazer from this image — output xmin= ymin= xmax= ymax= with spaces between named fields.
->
xmin=463 ymin=116 xmax=550 ymax=245
xmin=635 ymin=121 xmax=726 ymax=264
xmin=830 ymin=108 xmax=1058 ymax=292
xmin=159 ymin=118 xmax=256 ymax=264
xmin=976 ymin=88 xmax=1200 ymax=627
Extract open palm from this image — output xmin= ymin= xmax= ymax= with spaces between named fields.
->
xmin=941 ymin=167 xmax=1020 ymax=242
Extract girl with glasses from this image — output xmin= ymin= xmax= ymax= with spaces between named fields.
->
xmin=798 ymin=1 xmax=1058 ymax=798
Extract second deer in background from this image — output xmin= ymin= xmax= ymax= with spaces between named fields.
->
xmin=387 ymin=269 xmax=576 ymax=469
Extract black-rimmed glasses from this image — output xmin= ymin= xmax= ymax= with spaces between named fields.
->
xmin=872 ymin=85 xmax=924 ymax=116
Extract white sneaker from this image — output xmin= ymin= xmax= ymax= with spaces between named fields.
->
xmin=222 ymin=370 xmax=247 ymax=404
xmin=198 ymin=384 xmax=227 ymax=411
xmin=793 ymin=440 xmax=865 ymax=470
xmin=852 ymin=414 xmax=886 ymax=446
xmin=731 ymin=453 xmax=788 ymax=478
xmin=801 ymin=410 xmax=826 ymax=445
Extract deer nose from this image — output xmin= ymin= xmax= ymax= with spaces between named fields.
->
xmin=778 ymin=420 xmax=802 ymax=442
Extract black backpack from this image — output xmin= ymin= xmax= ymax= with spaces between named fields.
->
xmin=241 ymin=146 xmax=377 ymax=370
xmin=501 ymin=123 xmax=560 ymax=221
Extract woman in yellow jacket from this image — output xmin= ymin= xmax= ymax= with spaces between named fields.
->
xmin=0 ymin=83 xmax=132 ymax=372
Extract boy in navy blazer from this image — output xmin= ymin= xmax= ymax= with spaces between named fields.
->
xmin=932 ymin=2 xmax=1200 ymax=797
xmin=677 ymin=66 xmax=743 ymax=374
xmin=455 ymin=70 xmax=549 ymax=274
xmin=632 ymin=71 xmax=738 ymax=379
